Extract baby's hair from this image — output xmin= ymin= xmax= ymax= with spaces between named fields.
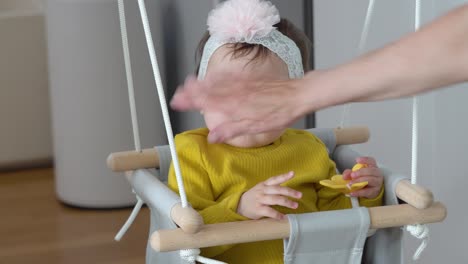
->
xmin=195 ymin=18 xmax=312 ymax=75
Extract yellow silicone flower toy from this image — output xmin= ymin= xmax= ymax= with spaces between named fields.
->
xmin=319 ymin=163 xmax=369 ymax=194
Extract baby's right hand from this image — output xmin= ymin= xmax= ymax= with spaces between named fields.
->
xmin=237 ymin=171 xmax=302 ymax=220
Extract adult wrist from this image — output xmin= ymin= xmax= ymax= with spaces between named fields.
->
xmin=295 ymin=69 xmax=341 ymax=114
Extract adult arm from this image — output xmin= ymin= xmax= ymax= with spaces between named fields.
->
xmin=306 ymin=3 xmax=468 ymax=108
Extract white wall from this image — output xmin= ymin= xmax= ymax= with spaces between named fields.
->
xmin=314 ymin=0 xmax=467 ymax=262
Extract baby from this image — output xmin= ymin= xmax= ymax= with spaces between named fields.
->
xmin=168 ymin=0 xmax=383 ymax=263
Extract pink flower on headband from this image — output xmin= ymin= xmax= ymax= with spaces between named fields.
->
xmin=208 ymin=0 xmax=280 ymax=42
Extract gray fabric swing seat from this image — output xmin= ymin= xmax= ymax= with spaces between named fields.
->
xmin=283 ymin=130 xmax=406 ymax=264
xmin=123 ymin=127 xmax=410 ymax=264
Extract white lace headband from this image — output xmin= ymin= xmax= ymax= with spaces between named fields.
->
xmin=198 ymin=0 xmax=304 ymax=80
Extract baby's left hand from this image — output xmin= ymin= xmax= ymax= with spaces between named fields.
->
xmin=342 ymin=157 xmax=383 ymax=199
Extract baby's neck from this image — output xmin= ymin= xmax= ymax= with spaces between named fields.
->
xmin=224 ymin=133 xmax=283 ymax=148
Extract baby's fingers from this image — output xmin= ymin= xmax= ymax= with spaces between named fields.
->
xmin=263 ymin=185 xmax=302 ymax=199
xmin=342 ymin=169 xmax=352 ymax=180
xmin=257 ymin=206 xmax=286 ymax=220
xmin=350 ymin=167 xmax=381 ymax=179
xmin=259 ymin=194 xmax=299 ymax=210
xmin=349 ymin=175 xmax=383 ymax=199
xmin=350 ymin=187 xmax=381 ymax=199
xmin=349 ymin=175 xmax=383 ymax=188
xmin=356 ymin=157 xmax=377 ymax=167
xmin=264 ymin=171 xmax=295 ymax=186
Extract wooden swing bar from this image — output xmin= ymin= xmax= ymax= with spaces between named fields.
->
xmin=151 ymin=202 xmax=446 ymax=252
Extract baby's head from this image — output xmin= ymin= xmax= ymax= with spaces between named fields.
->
xmin=196 ymin=0 xmax=311 ymax=148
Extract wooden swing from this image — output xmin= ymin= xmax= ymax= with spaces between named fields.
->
xmin=108 ymin=0 xmax=446 ymax=262
xmin=107 ymin=126 xmax=446 ymax=252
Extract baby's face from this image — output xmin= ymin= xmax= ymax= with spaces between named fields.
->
xmin=204 ymin=45 xmax=290 ymax=148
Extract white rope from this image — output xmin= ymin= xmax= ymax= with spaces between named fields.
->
xmin=411 ymin=0 xmax=421 ymax=186
xmin=407 ymin=1 xmax=429 ymax=261
xmin=117 ymin=3 xmax=214 ymax=262
xmin=115 ymin=195 xmax=144 ymax=241
xmin=357 ymin=0 xmax=376 ymax=57
xmin=350 ymin=196 xmax=360 ymax=208
xmin=118 ymin=0 xmax=141 ymax=152
xmin=405 ymin=224 xmax=429 ymax=260
xmin=116 ymin=4 xmax=208 ymax=262
xmin=414 ymin=0 xmax=421 ymax=32
xmin=180 ymin=249 xmax=227 ymax=264
xmin=339 ymin=0 xmax=429 ymax=259
xmin=340 ymin=0 xmax=375 ymax=128
xmin=180 ymin=249 xmax=199 ymax=264
xmin=411 ymin=99 xmax=419 ymax=185
xmin=197 ymin=255 xmax=227 ymax=264
xmin=137 ymin=0 xmax=189 ymax=208
xmin=114 ymin=0 xmax=144 ymax=242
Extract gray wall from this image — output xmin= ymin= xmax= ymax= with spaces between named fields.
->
xmin=314 ymin=0 xmax=467 ymax=262
xmin=159 ymin=0 xmax=306 ymax=133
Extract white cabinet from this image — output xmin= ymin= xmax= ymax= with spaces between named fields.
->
xmin=0 ymin=1 xmax=51 ymax=168
xmin=47 ymin=0 xmax=167 ymax=207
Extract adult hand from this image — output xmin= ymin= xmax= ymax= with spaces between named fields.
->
xmin=236 ymin=171 xmax=302 ymax=220
xmin=170 ymin=73 xmax=314 ymax=143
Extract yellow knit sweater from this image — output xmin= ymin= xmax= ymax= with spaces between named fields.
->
xmin=168 ymin=128 xmax=383 ymax=264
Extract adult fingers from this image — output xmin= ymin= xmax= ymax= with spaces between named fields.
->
xmin=264 ymin=171 xmax=295 ymax=186
xmin=207 ymin=119 xmax=257 ymax=143
xmin=170 ymin=76 xmax=208 ymax=111
xmin=170 ymin=88 xmax=195 ymax=111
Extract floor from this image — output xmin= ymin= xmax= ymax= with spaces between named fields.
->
xmin=0 ymin=168 xmax=149 ymax=264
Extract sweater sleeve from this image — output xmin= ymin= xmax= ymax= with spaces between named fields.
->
xmin=315 ymin=159 xmax=383 ymax=211
xmin=167 ymin=133 xmax=247 ymax=257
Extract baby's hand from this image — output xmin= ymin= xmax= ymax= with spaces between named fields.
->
xmin=342 ymin=157 xmax=383 ymax=199
xmin=237 ymin=171 xmax=302 ymax=220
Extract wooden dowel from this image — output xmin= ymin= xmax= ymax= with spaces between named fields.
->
xmin=152 ymin=218 xmax=290 ymax=253
xmin=107 ymin=148 xmax=159 ymax=172
xmin=171 ymin=203 xmax=204 ymax=234
xmin=368 ymin=202 xmax=445 ymax=229
xmin=395 ymin=180 xmax=434 ymax=209
xmin=334 ymin=126 xmax=370 ymax=145
xmin=107 ymin=127 xmax=370 ymax=172
xmin=151 ymin=202 xmax=446 ymax=252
